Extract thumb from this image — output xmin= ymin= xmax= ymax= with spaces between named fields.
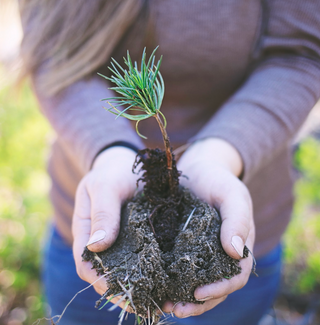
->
xmin=218 ymin=186 xmax=254 ymax=259
xmin=86 ymin=186 xmax=122 ymax=253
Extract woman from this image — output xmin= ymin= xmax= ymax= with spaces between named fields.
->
xmin=19 ymin=0 xmax=320 ymax=324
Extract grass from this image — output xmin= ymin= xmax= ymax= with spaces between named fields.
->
xmin=0 ymin=67 xmax=320 ymax=324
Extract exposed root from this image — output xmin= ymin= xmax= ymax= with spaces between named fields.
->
xmin=246 ymin=247 xmax=258 ymax=277
xmin=170 ymin=301 xmax=181 ymax=318
xmin=182 ymin=207 xmax=196 ymax=231
xmin=32 ymin=316 xmax=59 ymax=325
xmin=108 ymin=289 xmax=132 ymax=312
xmin=32 ymin=273 xmax=108 ymax=325
xmin=206 ymin=241 xmax=213 ymax=254
xmin=148 ymin=205 xmax=161 ymax=238
xmin=117 ymin=278 xmax=137 ymax=312
xmin=100 ymin=293 xmax=123 ymax=310
xmin=150 ymin=298 xmax=165 ymax=317
xmin=94 ymin=253 xmax=108 ymax=272
xmin=133 ymin=148 xmax=183 ymax=252
xmin=118 ymin=300 xmax=130 ymax=325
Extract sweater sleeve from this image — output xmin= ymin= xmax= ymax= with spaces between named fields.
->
xmin=191 ymin=0 xmax=320 ymax=182
xmin=33 ymin=76 xmax=144 ymax=173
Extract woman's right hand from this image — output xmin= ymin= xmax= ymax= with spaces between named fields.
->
xmin=72 ymin=146 xmax=139 ymax=298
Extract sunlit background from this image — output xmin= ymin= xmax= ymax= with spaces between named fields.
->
xmin=0 ymin=1 xmax=320 ymax=324
xmin=1 ymin=1 xmax=53 ymax=324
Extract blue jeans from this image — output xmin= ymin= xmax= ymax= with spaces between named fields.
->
xmin=42 ymin=227 xmax=282 ymax=325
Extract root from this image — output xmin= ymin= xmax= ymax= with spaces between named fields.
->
xmin=182 ymin=207 xmax=196 ymax=231
xmin=117 ymin=278 xmax=137 ymax=312
xmin=148 ymin=205 xmax=161 ymax=238
xmin=206 ymin=241 xmax=213 ymax=254
xmin=98 ymin=292 xmax=123 ymax=310
xmin=170 ymin=301 xmax=182 ymax=318
xmin=133 ymin=148 xmax=181 ymax=199
xmin=32 ymin=273 xmax=109 ymax=325
xmin=246 ymin=247 xmax=258 ymax=277
xmin=32 ymin=316 xmax=59 ymax=325
xmin=133 ymin=148 xmax=183 ymax=252
xmin=150 ymin=298 xmax=165 ymax=317
xmin=108 ymin=292 xmax=130 ymax=312
xmin=118 ymin=300 xmax=130 ymax=325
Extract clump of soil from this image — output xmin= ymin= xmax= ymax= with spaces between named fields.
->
xmin=133 ymin=148 xmax=183 ymax=252
xmin=82 ymin=148 xmax=248 ymax=318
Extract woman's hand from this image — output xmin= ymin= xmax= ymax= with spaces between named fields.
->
xmin=163 ymin=138 xmax=255 ymax=318
xmin=72 ymin=147 xmax=138 ymax=301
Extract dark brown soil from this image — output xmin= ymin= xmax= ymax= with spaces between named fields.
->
xmin=132 ymin=148 xmax=183 ymax=252
xmin=82 ymin=148 xmax=248 ymax=318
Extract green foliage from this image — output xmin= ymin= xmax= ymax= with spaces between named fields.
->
xmin=0 ymin=79 xmax=52 ymax=324
xmin=99 ymin=47 xmax=165 ymax=138
xmin=283 ymin=137 xmax=320 ymax=293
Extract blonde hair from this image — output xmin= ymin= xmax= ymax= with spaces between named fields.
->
xmin=19 ymin=0 xmax=144 ymax=95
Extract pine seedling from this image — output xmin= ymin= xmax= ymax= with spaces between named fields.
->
xmin=98 ymin=47 xmax=174 ymax=187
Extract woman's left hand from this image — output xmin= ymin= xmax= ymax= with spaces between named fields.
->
xmin=162 ymin=138 xmax=255 ymax=318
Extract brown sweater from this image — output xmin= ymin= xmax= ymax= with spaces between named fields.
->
xmin=33 ymin=0 xmax=320 ymax=258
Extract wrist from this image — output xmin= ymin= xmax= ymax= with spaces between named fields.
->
xmin=93 ymin=146 xmax=137 ymax=170
xmin=91 ymin=141 xmax=140 ymax=170
xmin=184 ymin=138 xmax=243 ymax=177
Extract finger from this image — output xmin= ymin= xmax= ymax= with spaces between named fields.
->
xmin=218 ymin=185 xmax=253 ymax=259
xmin=82 ymin=269 xmax=109 ymax=296
xmin=107 ymin=295 xmax=135 ymax=314
xmin=194 ymin=252 xmax=253 ymax=300
xmin=162 ymin=296 xmax=227 ymax=318
xmin=72 ymin=183 xmax=105 ymax=285
xmin=86 ymin=182 xmax=122 ymax=252
xmin=72 ymin=182 xmax=91 ymax=269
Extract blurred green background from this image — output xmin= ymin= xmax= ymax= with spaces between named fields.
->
xmin=0 ymin=70 xmax=53 ymax=324
xmin=0 ymin=68 xmax=320 ymax=324
xmin=285 ymin=138 xmax=320 ymax=294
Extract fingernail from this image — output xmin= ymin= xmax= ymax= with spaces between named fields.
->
xmin=182 ymin=313 xmax=195 ymax=318
xmin=196 ymin=296 xmax=212 ymax=302
xmin=231 ymin=235 xmax=244 ymax=258
xmin=87 ymin=230 xmax=106 ymax=246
